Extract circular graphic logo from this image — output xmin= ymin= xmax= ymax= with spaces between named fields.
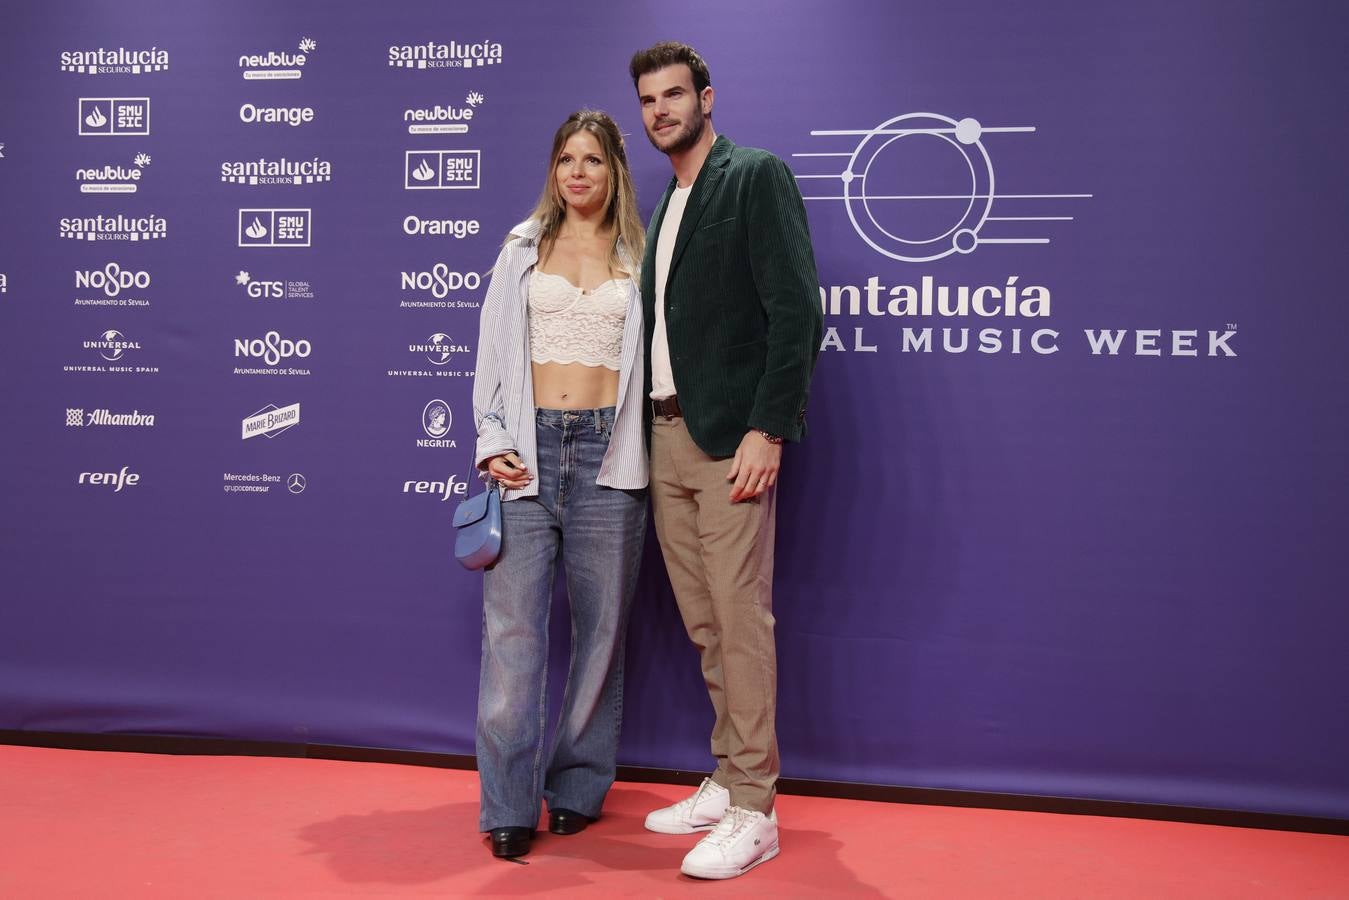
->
xmin=287 ymin=472 xmax=307 ymax=494
xmin=426 ymin=333 xmax=454 ymax=366
xmin=843 ymin=113 xmax=993 ymax=262
xmin=99 ymin=329 xmax=127 ymax=361
xmin=423 ymin=399 xmax=451 ymax=437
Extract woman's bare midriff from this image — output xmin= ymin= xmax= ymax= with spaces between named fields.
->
xmin=532 ymin=361 xmax=620 ymax=410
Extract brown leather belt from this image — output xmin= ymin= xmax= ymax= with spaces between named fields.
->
xmin=651 ymin=395 xmax=683 ymax=419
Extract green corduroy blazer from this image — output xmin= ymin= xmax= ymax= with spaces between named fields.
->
xmin=641 ymin=135 xmax=824 ymax=458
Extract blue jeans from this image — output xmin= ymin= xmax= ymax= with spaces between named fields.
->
xmin=476 ymin=407 xmax=647 ymax=831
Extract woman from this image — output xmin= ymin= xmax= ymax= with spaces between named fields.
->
xmin=470 ymin=110 xmax=648 ymax=860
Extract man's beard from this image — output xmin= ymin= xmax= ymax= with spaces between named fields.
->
xmin=647 ymin=107 xmax=705 ymax=156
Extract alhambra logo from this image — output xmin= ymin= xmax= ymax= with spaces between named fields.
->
xmin=239 ymin=37 xmax=316 ymax=80
xmin=388 ymin=40 xmax=503 ymax=69
xmin=61 ymin=46 xmax=169 ymax=75
xmin=221 ymin=156 xmax=332 ymax=186
xmin=76 ymin=152 xmax=150 ymax=193
xmin=60 ymin=213 xmax=167 ymax=242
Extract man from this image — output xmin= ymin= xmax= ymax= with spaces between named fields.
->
xmin=629 ymin=42 xmax=823 ymax=880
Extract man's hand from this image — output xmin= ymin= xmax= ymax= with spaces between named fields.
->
xmin=727 ymin=431 xmax=781 ymax=502
xmin=484 ymin=452 xmax=532 ymax=490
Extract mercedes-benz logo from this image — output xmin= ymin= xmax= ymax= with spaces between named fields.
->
xmin=287 ymin=472 xmax=307 ymax=494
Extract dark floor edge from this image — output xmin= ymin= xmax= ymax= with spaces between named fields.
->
xmin=4 ymin=729 xmax=1345 ymax=836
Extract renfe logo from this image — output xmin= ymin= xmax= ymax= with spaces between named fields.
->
xmin=79 ymin=98 xmax=150 ymax=136
xmin=238 ymin=209 xmax=311 ymax=248
xmin=78 ymin=466 xmax=140 ymax=491
xmin=405 ymin=150 xmax=480 ymax=189
xmin=402 ymin=474 xmax=468 ymax=500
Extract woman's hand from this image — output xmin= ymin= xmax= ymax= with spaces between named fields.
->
xmin=484 ymin=452 xmax=532 ymax=489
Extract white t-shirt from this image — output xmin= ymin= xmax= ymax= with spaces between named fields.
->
xmin=650 ymin=184 xmax=693 ymax=400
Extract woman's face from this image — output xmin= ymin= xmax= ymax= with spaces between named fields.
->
xmin=555 ymin=130 xmax=610 ymax=217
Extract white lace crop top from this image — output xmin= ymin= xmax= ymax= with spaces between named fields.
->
xmin=527 ymin=270 xmax=629 ymax=370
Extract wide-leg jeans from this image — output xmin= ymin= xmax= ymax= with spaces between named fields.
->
xmin=476 ymin=407 xmax=647 ymax=831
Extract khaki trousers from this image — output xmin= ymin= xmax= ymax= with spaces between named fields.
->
xmin=650 ymin=416 xmax=779 ymax=813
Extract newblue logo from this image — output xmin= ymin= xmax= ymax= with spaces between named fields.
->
xmin=77 ymin=153 xmax=150 ymax=193
xmin=239 ymin=37 xmax=315 ymax=80
xmin=404 ymin=91 xmax=484 ymax=134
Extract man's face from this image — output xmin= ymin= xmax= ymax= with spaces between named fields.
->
xmin=637 ymin=64 xmax=710 ymax=156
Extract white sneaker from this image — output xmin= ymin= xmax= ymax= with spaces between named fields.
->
xmin=643 ymin=777 xmax=730 ymax=834
xmin=679 ymin=806 xmax=780 ymax=880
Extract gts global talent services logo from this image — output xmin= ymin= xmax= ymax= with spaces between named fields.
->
xmin=77 ymin=152 xmax=150 ymax=193
xmin=238 ymin=209 xmax=311 ymax=248
xmin=221 ymin=155 xmax=332 ymax=186
xmin=404 ymin=91 xmax=485 ymax=135
xmin=242 ymin=402 xmax=300 ymax=439
xmin=388 ymin=39 xmax=503 ymax=69
xmin=79 ymin=98 xmax=150 ymax=136
xmin=234 ymin=271 xmax=314 ymax=301
xmin=239 ymin=37 xmax=316 ymax=80
xmin=61 ymin=46 xmax=169 ymax=76
xmin=417 ymin=399 xmax=456 ymax=448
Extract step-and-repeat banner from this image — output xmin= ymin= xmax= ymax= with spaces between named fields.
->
xmin=2 ymin=1 xmax=1346 ymax=818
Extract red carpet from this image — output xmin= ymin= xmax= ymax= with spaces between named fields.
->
xmin=0 ymin=745 xmax=1344 ymax=897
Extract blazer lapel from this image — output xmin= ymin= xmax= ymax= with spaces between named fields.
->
xmin=668 ymin=135 xmax=733 ymax=276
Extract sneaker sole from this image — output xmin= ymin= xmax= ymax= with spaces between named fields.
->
xmin=643 ymin=818 xmax=717 ymax=835
xmin=680 ymin=842 xmax=780 ymax=879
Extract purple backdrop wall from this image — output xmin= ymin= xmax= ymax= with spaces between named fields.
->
xmin=2 ymin=1 xmax=1347 ymax=819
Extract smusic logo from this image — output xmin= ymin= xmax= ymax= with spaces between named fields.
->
xmin=239 ymin=37 xmax=315 ymax=80
xmin=405 ymin=150 xmax=480 ymax=190
xmin=221 ymin=156 xmax=332 ymax=186
xmin=61 ymin=46 xmax=169 ymax=75
xmin=242 ymin=402 xmax=300 ymax=439
xmin=238 ymin=209 xmax=311 ymax=248
xmin=77 ymin=152 xmax=150 ymax=193
xmin=388 ymin=40 xmax=503 ymax=69
xmin=79 ymin=98 xmax=150 ymax=136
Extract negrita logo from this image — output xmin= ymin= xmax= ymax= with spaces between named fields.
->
xmin=76 ymin=152 xmax=150 ymax=193
xmin=418 ymin=399 xmax=456 ymax=448
xmin=239 ymin=37 xmax=315 ymax=80
xmin=61 ymin=46 xmax=169 ymax=76
xmin=79 ymin=98 xmax=150 ymax=136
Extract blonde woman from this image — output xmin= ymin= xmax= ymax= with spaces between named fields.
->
xmin=471 ymin=110 xmax=647 ymax=860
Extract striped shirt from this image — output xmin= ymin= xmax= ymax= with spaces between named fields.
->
xmin=472 ymin=219 xmax=648 ymax=500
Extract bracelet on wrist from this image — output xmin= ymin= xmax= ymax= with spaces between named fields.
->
xmin=754 ymin=429 xmax=784 ymax=445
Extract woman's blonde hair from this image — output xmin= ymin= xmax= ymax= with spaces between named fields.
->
xmin=524 ymin=109 xmax=645 ymax=274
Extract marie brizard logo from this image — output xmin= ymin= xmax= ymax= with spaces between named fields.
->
xmin=793 ymin=112 xmax=1090 ymax=262
xmin=242 ymin=402 xmax=300 ymax=440
xmin=79 ymin=98 xmax=150 ymax=136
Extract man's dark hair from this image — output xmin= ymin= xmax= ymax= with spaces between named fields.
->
xmin=629 ymin=41 xmax=711 ymax=94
